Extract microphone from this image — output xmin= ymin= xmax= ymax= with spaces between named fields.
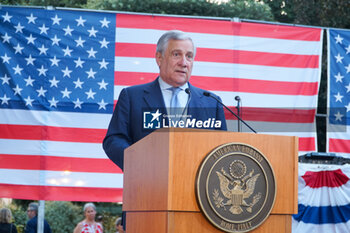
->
xmin=203 ymin=91 xmax=257 ymax=133
xmin=235 ymin=96 xmax=241 ymax=132
xmin=180 ymin=88 xmax=192 ymax=119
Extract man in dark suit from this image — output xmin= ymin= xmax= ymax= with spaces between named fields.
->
xmin=103 ymin=30 xmax=227 ymax=171
xmin=25 ymin=202 xmax=52 ymax=233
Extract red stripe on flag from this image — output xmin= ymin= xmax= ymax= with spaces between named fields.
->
xmin=0 ymin=125 xmax=106 ymax=143
xmin=299 ymin=137 xmax=316 ymax=152
xmin=0 ymin=154 xmax=122 ymax=173
xmin=114 ymin=71 xmax=319 ymax=96
xmin=302 ymin=169 xmax=350 ymax=188
xmin=116 ymin=14 xmax=321 ymax=41
xmin=224 ymin=107 xmax=316 ymax=123
xmin=115 ymin=43 xmax=319 ymax=68
xmin=0 ymin=183 xmax=123 ymax=202
xmin=328 ymin=138 xmax=350 ymax=153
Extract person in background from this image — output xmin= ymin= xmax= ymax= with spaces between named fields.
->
xmin=73 ymin=203 xmax=103 ymax=233
xmin=25 ymin=203 xmax=51 ymax=233
xmin=0 ymin=207 xmax=18 ymax=233
xmin=115 ymin=217 xmax=124 ymax=233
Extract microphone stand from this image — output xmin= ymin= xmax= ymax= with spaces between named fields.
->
xmin=204 ymin=92 xmax=257 ymax=133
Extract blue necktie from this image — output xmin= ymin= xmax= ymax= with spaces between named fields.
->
xmin=170 ymin=87 xmax=181 ymax=121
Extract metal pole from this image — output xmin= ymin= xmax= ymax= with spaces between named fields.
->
xmin=37 ymin=200 xmax=45 ymax=233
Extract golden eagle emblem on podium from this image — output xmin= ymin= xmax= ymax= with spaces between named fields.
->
xmin=214 ymin=163 xmax=262 ymax=215
xmin=196 ymin=143 xmax=276 ymax=233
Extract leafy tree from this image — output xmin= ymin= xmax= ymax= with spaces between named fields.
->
xmin=45 ymin=201 xmax=81 ymax=233
xmin=84 ymin=0 xmax=274 ymax=21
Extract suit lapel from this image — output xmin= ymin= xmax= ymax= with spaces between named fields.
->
xmin=188 ymin=83 xmax=205 ymax=119
xmin=143 ymin=78 xmax=166 ymax=110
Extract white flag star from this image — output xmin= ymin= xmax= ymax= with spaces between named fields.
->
xmin=26 ymin=13 xmax=37 ymax=24
xmin=24 ymin=76 xmax=35 ymax=86
xmin=335 ymin=53 xmax=344 ymax=63
xmin=37 ymin=65 xmax=48 ymax=76
xmin=74 ymin=57 xmax=85 ymax=68
xmin=334 ymin=92 xmax=344 ymax=102
xmin=63 ymin=46 xmax=73 ymax=57
xmin=345 ymin=83 xmax=350 ymax=93
xmin=334 ymin=111 xmax=343 ymax=121
xmin=345 ymin=64 xmax=350 ymax=73
xmin=38 ymin=44 xmax=49 ymax=55
xmin=14 ymin=22 xmax=24 ymax=33
xmin=39 ymin=24 xmax=49 ymax=34
xmin=25 ymin=54 xmax=36 ymax=65
xmin=98 ymin=99 xmax=107 ymax=110
xmin=13 ymin=44 xmax=24 ymax=54
xmin=98 ymin=58 xmax=109 ymax=69
xmin=51 ymin=14 xmax=62 ymax=25
xmin=76 ymin=16 xmax=86 ymax=26
xmin=98 ymin=79 xmax=108 ymax=90
xmin=335 ymin=34 xmax=343 ymax=44
xmin=49 ymin=77 xmax=60 ymax=87
xmin=2 ymin=12 xmax=12 ymax=23
xmin=13 ymin=65 xmax=23 ymax=75
xmin=73 ymin=78 xmax=84 ymax=89
xmin=0 ymin=94 xmax=10 ymax=105
xmin=86 ymin=68 xmax=97 ymax=79
xmin=87 ymin=47 xmax=97 ymax=58
xmin=334 ymin=72 xmax=344 ymax=83
xmin=75 ymin=36 xmax=85 ymax=47
xmin=62 ymin=66 xmax=73 ymax=78
xmin=26 ymin=34 xmax=37 ymax=45
xmin=73 ymin=98 xmax=84 ymax=109
xmin=1 ymin=53 xmax=11 ymax=64
xmin=345 ymin=103 xmax=350 ymax=112
xmin=24 ymin=96 xmax=34 ymax=106
xmin=13 ymin=84 xmax=23 ymax=95
xmin=61 ymin=88 xmax=72 ymax=98
xmin=87 ymin=26 xmax=98 ymax=37
xmin=1 ymin=74 xmax=11 ymax=84
xmin=50 ymin=56 xmax=60 ymax=66
xmin=100 ymin=17 xmax=110 ymax=28
xmin=99 ymin=38 xmax=110 ymax=48
xmin=1 ymin=33 xmax=11 ymax=43
xmin=36 ymin=86 xmax=47 ymax=97
xmin=63 ymin=25 xmax=74 ymax=36
xmin=85 ymin=88 xmax=96 ymax=99
xmin=49 ymin=97 xmax=59 ymax=107
xmin=51 ymin=35 xmax=61 ymax=46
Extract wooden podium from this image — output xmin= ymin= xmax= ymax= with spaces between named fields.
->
xmin=123 ymin=128 xmax=298 ymax=233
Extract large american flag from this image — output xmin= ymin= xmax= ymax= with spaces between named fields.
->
xmin=0 ymin=7 xmax=122 ymax=202
xmin=327 ymin=28 xmax=350 ymax=158
xmin=0 ymin=6 xmax=323 ymax=202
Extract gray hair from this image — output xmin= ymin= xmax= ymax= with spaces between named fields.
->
xmin=28 ymin=202 xmax=38 ymax=215
xmin=115 ymin=217 xmax=122 ymax=226
xmin=0 ymin=208 xmax=12 ymax=223
xmin=83 ymin=202 xmax=96 ymax=212
xmin=156 ymin=30 xmax=196 ymax=57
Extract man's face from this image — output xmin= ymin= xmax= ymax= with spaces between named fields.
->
xmin=156 ymin=39 xmax=194 ymax=87
xmin=27 ymin=209 xmax=36 ymax=219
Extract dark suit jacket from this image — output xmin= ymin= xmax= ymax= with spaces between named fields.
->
xmin=25 ymin=216 xmax=52 ymax=233
xmin=103 ymin=78 xmax=227 ymax=170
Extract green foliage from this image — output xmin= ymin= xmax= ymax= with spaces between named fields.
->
xmin=0 ymin=0 xmax=87 ymax=8
xmin=84 ymin=0 xmax=274 ymax=21
xmin=9 ymin=204 xmax=27 ymax=233
xmin=45 ymin=201 xmax=81 ymax=233
xmin=261 ymin=0 xmax=350 ymax=29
